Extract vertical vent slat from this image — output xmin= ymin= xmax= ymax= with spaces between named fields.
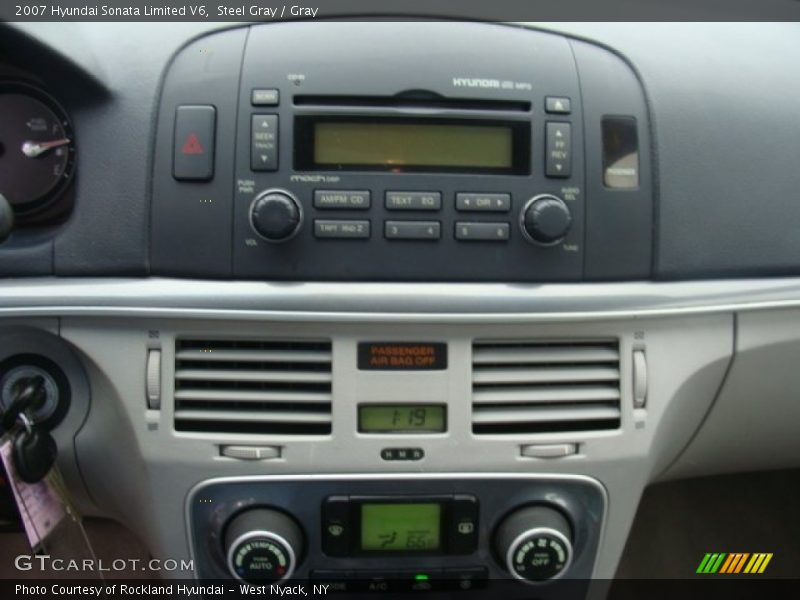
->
xmin=472 ymin=340 xmax=621 ymax=434
xmin=174 ymin=338 xmax=332 ymax=435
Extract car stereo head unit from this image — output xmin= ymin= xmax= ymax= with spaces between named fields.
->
xmin=151 ymin=21 xmax=654 ymax=282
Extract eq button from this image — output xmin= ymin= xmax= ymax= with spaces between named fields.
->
xmin=386 ymin=192 xmax=442 ymax=211
xmin=385 ymin=221 xmax=441 ymax=240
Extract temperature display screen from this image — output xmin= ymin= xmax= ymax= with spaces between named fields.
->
xmin=358 ymin=404 xmax=446 ymax=433
xmin=360 ymin=502 xmax=442 ymax=552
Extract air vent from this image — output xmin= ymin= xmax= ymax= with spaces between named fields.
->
xmin=472 ymin=340 xmax=621 ymax=434
xmin=174 ymin=339 xmax=332 ymax=435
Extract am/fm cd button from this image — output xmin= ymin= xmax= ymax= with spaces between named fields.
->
xmin=314 ymin=190 xmax=371 ymax=210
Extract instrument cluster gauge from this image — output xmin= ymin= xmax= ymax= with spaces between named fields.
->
xmin=0 ymin=81 xmax=76 ymax=219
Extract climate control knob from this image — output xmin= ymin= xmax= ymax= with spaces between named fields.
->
xmin=249 ymin=189 xmax=302 ymax=242
xmin=224 ymin=508 xmax=304 ymax=583
xmin=495 ymin=505 xmax=573 ymax=583
xmin=520 ymin=194 xmax=572 ymax=245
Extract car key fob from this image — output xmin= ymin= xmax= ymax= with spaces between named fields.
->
xmin=13 ymin=425 xmax=57 ymax=484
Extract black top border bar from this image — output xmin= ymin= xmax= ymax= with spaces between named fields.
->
xmin=2 ymin=0 xmax=800 ymax=22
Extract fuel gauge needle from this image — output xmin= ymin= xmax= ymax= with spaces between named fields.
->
xmin=21 ymin=138 xmax=71 ymax=158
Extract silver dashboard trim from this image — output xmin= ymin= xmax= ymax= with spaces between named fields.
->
xmin=4 ymin=277 xmax=800 ymax=322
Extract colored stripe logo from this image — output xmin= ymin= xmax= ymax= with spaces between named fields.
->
xmin=696 ymin=552 xmax=773 ymax=574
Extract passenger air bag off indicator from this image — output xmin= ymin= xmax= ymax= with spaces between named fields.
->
xmin=358 ymin=343 xmax=447 ymax=371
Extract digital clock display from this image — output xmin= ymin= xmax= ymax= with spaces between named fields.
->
xmin=358 ymin=404 xmax=446 ymax=433
xmin=360 ymin=502 xmax=442 ymax=552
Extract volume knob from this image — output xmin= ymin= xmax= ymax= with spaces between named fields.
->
xmin=495 ymin=505 xmax=573 ymax=583
xmin=520 ymin=194 xmax=572 ymax=245
xmin=224 ymin=508 xmax=304 ymax=583
xmin=249 ymin=189 xmax=302 ymax=243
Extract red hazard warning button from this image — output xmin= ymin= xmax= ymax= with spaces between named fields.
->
xmin=173 ymin=105 xmax=216 ymax=180
xmin=181 ymin=133 xmax=204 ymax=155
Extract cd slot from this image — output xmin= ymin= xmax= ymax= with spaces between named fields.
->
xmin=294 ymin=95 xmax=531 ymax=113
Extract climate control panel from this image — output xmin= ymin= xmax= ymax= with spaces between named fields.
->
xmin=189 ymin=474 xmax=604 ymax=597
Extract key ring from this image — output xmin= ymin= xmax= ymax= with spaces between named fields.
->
xmin=0 ymin=376 xmax=44 ymax=432
xmin=17 ymin=412 xmax=34 ymax=435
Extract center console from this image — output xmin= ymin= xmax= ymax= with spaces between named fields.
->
xmin=147 ymin=23 xmax=656 ymax=590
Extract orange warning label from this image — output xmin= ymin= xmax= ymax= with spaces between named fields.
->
xmin=358 ymin=342 xmax=447 ymax=371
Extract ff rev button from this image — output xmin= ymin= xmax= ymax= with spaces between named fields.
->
xmin=173 ymin=105 xmax=216 ymax=180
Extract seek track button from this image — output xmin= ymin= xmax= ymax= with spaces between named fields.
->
xmin=251 ymin=114 xmax=278 ymax=171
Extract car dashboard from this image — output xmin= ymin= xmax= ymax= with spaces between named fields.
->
xmin=1 ymin=19 xmax=800 ymax=597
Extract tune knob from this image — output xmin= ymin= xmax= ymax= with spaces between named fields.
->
xmin=494 ymin=505 xmax=573 ymax=583
xmin=249 ymin=189 xmax=302 ymax=242
xmin=224 ymin=508 xmax=304 ymax=583
xmin=520 ymin=194 xmax=572 ymax=245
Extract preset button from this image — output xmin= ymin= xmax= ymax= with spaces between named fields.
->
xmin=455 ymin=222 xmax=510 ymax=241
xmin=314 ymin=220 xmax=370 ymax=239
xmin=385 ymin=221 xmax=441 ymax=240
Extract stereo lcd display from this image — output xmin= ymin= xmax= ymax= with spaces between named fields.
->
xmin=295 ymin=117 xmax=530 ymax=174
xmin=360 ymin=502 xmax=441 ymax=552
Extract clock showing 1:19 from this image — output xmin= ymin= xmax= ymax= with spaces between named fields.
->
xmin=358 ymin=404 xmax=446 ymax=433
